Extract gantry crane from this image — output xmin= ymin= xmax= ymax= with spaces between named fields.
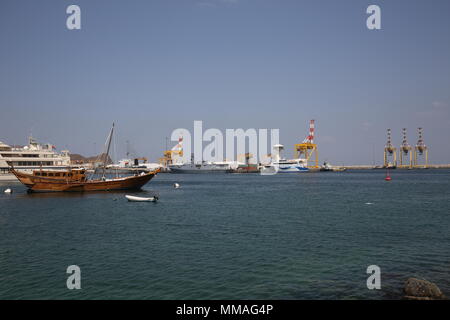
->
xmin=383 ymin=129 xmax=397 ymax=168
xmin=399 ymin=128 xmax=412 ymax=168
xmin=294 ymin=120 xmax=319 ymax=168
xmin=414 ymin=127 xmax=428 ymax=168
xmin=159 ymin=136 xmax=184 ymax=166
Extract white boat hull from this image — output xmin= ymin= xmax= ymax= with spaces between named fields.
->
xmin=125 ymin=195 xmax=158 ymax=202
xmin=168 ymin=163 xmax=230 ymax=173
xmin=276 ymin=165 xmax=309 ymax=173
xmin=0 ymin=173 xmax=17 ymax=181
xmin=260 ymin=164 xmax=309 ymax=174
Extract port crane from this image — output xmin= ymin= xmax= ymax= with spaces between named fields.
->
xmin=399 ymin=128 xmax=412 ymax=168
xmin=294 ymin=120 xmax=319 ymax=168
xmin=383 ymin=128 xmax=397 ymax=168
xmin=414 ymin=127 xmax=428 ymax=168
xmin=159 ymin=136 xmax=184 ymax=166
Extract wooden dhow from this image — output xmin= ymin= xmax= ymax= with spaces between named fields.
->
xmin=9 ymin=123 xmax=159 ymax=192
xmin=10 ymin=167 xmax=159 ymax=192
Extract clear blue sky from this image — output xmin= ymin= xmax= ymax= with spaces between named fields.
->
xmin=1 ymin=0 xmax=449 ymax=164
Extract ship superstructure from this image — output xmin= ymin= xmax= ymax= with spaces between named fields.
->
xmin=0 ymin=137 xmax=71 ymax=181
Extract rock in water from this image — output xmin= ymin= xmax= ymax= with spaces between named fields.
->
xmin=404 ymin=278 xmax=446 ymax=300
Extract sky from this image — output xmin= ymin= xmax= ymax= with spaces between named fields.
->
xmin=1 ymin=0 xmax=449 ymax=164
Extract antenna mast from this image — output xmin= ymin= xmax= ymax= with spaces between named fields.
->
xmin=102 ymin=123 xmax=115 ymax=179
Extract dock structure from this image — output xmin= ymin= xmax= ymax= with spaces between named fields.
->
xmin=383 ymin=129 xmax=397 ymax=168
xmin=294 ymin=120 xmax=319 ymax=169
xmin=159 ymin=136 xmax=184 ymax=167
xmin=413 ymin=127 xmax=428 ymax=168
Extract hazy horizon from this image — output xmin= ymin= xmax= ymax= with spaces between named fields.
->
xmin=1 ymin=0 xmax=450 ymax=165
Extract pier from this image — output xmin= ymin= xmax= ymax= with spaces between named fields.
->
xmin=337 ymin=164 xmax=450 ymax=170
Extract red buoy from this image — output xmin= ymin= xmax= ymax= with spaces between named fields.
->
xmin=385 ymin=168 xmax=392 ymax=181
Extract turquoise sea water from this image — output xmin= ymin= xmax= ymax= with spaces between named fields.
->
xmin=0 ymin=170 xmax=449 ymax=299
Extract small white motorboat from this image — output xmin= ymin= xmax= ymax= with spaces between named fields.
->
xmin=4 ymin=188 xmax=12 ymax=194
xmin=125 ymin=195 xmax=158 ymax=202
xmin=173 ymin=183 xmax=180 ymax=189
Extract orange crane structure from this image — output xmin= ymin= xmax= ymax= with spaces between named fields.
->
xmin=294 ymin=120 xmax=319 ymax=169
xmin=159 ymin=136 xmax=184 ymax=167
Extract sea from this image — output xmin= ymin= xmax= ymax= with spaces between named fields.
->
xmin=0 ymin=170 xmax=449 ymax=299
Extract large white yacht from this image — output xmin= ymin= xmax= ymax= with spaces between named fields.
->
xmin=166 ymin=137 xmax=239 ymax=173
xmin=0 ymin=137 xmax=71 ymax=181
xmin=168 ymin=161 xmax=237 ymax=173
xmin=260 ymin=144 xmax=309 ymax=174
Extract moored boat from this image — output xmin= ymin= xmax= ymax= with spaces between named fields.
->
xmin=228 ymin=163 xmax=260 ymax=173
xmin=0 ymin=137 xmax=71 ymax=181
xmin=319 ymin=161 xmax=346 ymax=172
xmin=10 ymin=167 xmax=159 ymax=192
xmin=260 ymin=144 xmax=309 ymax=174
xmin=9 ymin=123 xmax=160 ymax=192
xmin=125 ymin=195 xmax=158 ymax=202
xmin=168 ymin=162 xmax=232 ymax=173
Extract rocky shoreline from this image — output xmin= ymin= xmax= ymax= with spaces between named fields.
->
xmin=403 ymin=278 xmax=447 ymax=300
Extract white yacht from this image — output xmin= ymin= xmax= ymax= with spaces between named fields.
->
xmin=168 ymin=161 xmax=236 ymax=173
xmin=166 ymin=136 xmax=238 ymax=173
xmin=110 ymin=158 xmax=162 ymax=171
xmin=0 ymin=137 xmax=71 ymax=181
xmin=260 ymin=144 xmax=309 ymax=174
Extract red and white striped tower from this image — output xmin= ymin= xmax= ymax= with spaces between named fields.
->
xmin=295 ymin=120 xmax=319 ymax=168
xmin=302 ymin=119 xmax=315 ymax=143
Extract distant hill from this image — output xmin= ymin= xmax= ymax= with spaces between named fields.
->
xmin=70 ymin=153 xmax=112 ymax=164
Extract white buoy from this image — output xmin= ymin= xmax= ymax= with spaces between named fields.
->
xmin=4 ymin=188 xmax=12 ymax=194
xmin=173 ymin=183 xmax=180 ymax=189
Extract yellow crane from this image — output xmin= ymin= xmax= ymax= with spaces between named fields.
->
xmin=399 ymin=128 xmax=412 ymax=168
xmin=159 ymin=137 xmax=184 ymax=166
xmin=413 ymin=127 xmax=428 ymax=168
xmin=294 ymin=120 xmax=319 ymax=168
xmin=384 ymin=128 xmax=397 ymax=168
